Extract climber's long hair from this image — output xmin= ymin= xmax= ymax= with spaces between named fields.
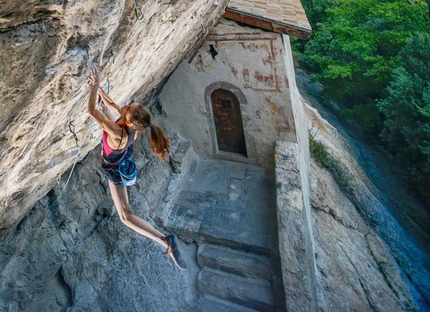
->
xmin=128 ymin=103 xmax=170 ymax=161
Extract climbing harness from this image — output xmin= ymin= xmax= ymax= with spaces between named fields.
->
xmin=102 ymin=143 xmax=136 ymax=187
xmin=133 ymin=0 xmax=144 ymax=20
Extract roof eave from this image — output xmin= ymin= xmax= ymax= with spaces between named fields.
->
xmin=224 ymin=7 xmax=312 ymax=40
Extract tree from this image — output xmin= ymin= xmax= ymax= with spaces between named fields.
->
xmin=378 ymin=32 xmax=430 ymax=202
xmin=301 ymin=0 xmax=429 ymax=104
xmin=298 ymin=0 xmax=429 ymax=140
xmin=300 ymin=0 xmax=335 ymax=26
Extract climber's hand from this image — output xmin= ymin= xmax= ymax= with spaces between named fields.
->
xmin=88 ymin=67 xmax=100 ymax=87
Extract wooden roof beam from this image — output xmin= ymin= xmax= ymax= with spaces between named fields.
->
xmin=224 ymin=8 xmax=311 ymax=40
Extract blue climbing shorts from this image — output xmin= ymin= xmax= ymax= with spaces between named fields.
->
xmin=101 ymin=146 xmax=133 ymax=185
xmin=102 ymin=162 xmax=123 ymax=185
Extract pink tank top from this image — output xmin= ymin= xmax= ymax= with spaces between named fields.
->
xmin=102 ymin=125 xmax=134 ymax=163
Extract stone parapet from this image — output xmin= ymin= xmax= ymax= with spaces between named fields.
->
xmin=275 ymin=141 xmax=317 ymax=312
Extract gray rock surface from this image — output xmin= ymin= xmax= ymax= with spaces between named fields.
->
xmin=274 ymin=136 xmax=429 ymax=311
xmin=0 ymin=118 xmax=201 ymax=311
xmin=310 ymin=160 xmax=424 ymax=311
xmin=297 ymin=69 xmax=430 ymax=310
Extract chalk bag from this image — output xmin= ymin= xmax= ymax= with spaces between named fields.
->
xmin=118 ymin=158 xmax=137 ymax=186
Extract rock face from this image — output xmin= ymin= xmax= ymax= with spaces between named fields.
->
xmin=0 ymin=0 xmax=227 ymax=234
xmin=0 ymin=114 xmax=200 ymax=311
xmin=274 ymin=68 xmax=430 ymax=310
xmin=275 ymin=119 xmax=430 ymax=311
xmin=304 ymin=104 xmax=430 ymax=310
xmin=310 ymin=160 xmax=420 ymax=311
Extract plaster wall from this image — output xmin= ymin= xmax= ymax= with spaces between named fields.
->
xmin=280 ymin=35 xmax=318 ymax=310
xmin=160 ymin=18 xmax=296 ymax=168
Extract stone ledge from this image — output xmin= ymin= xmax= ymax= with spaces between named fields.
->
xmin=197 ymin=268 xmax=275 ymax=311
xmin=190 ymin=294 xmax=259 ymax=312
xmin=197 ymin=243 xmax=273 ymax=280
xmin=275 ymin=140 xmax=316 ymax=311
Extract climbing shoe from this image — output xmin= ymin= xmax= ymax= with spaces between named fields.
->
xmin=162 ymin=234 xmax=187 ymax=270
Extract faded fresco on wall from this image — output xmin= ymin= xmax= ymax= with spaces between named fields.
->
xmin=160 ymin=18 xmax=296 ymax=167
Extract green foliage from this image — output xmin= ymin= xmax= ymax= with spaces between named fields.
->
xmin=301 ymin=0 xmax=336 ymax=26
xmin=378 ymin=32 xmax=430 ymax=202
xmin=299 ymin=0 xmax=430 ymax=204
xmin=309 ymin=134 xmax=331 ymax=168
xmin=341 ymin=101 xmax=383 ymax=141
xmin=301 ymin=0 xmax=429 ymax=105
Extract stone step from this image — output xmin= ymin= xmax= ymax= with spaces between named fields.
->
xmin=191 ymin=294 xmax=259 ymax=312
xmin=199 ymin=232 xmax=272 ymax=256
xmin=166 ymin=216 xmax=272 ymax=255
xmin=197 ymin=268 xmax=276 ymax=312
xmin=164 ymin=159 xmax=276 ymax=254
xmin=197 ymin=243 xmax=273 ymax=281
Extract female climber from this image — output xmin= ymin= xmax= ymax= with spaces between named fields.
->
xmin=87 ymin=67 xmax=186 ymax=270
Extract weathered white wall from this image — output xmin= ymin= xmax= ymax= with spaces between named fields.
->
xmin=160 ymin=18 xmax=296 ymax=168
xmin=274 ymin=35 xmax=318 ymax=311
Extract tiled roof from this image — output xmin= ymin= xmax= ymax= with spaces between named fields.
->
xmin=226 ymin=0 xmax=312 ymax=39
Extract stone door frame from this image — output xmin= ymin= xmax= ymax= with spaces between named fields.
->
xmin=205 ymin=81 xmax=255 ymax=162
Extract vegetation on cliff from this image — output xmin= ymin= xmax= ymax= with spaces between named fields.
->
xmin=297 ymin=0 xmax=430 ymax=205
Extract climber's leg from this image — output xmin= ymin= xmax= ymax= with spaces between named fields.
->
xmin=108 ymin=181 xmax=167 ymax=249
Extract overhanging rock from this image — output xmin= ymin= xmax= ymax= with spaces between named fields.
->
xmin=0 ymin=0 xmax=228 ymax=233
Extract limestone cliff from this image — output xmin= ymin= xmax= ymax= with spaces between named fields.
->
xmin=302 ymin=88 xmax=430 ymax=310
xmin=0 ymin=0 xmax=227 ymax=233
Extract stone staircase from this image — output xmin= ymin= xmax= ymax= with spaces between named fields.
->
xmin=164 ymin=159 xmax=285 ymax=311
xmin=194 ymin=244 xmax=282 ymax=311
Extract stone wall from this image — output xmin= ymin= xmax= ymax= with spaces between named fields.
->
xmin=159 ymin=18 xmax=296 ymax=168
xmin=274 ymin=34 xmax=318 ymax=311
xmin=275 ymin=141 xmax=316 ymax=311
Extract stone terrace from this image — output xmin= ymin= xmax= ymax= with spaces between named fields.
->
xmin=165 ymin=159 xmax=286 ymax=311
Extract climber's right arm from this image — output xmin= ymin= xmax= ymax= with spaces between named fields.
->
xmin=87 ymin=68 xmax=123 ymax=140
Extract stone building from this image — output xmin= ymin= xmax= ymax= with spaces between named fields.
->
xmin=161 ymin=1 xmax=311 ymax=168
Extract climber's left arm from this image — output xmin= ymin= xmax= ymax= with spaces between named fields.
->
xmin=98 ymin=87 xmax=121 ymax=114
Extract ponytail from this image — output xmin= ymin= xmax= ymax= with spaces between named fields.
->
xmin=149 ymin=124 xmax=170 ymax=161
xmin=128 ymin=103 xmax=170 ymax=160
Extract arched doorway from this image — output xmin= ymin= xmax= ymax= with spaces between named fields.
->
xmin=211 ymin=89 xmax=247 ymax=156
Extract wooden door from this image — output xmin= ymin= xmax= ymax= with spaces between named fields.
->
xmin=211 ymin=89 xmax=247 ymax=156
